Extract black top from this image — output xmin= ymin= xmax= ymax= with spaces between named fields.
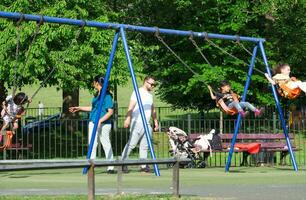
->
xmin=215 ymin=92 xmax=234 ymax=106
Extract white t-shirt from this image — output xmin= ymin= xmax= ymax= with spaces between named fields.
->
xmin=130 ymin=88 xmax=153 ymax=125
xmin=272 ymin=73 xmax=290 ymax=82
xmin=272 ymin=73 xmax=300 ymax=89
xmin=1 ymin=95 xmax=18 ymax=123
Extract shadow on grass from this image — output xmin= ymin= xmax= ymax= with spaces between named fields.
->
xmin=1 ymin=170 xmax=80 ymax=177
xmin=273 ymin=166 xmax=306 ymax=171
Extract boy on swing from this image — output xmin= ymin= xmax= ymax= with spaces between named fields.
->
xmin=207 ymin=80 xmax=264 ymax=117
xmin=0 ymin=92 xmax=31 ymax=142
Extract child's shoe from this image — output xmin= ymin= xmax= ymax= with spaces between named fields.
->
xmin=239 ymin=111 xmax=249 ymax=118
xmin=254 ymin=108 xmax=264 ymax=117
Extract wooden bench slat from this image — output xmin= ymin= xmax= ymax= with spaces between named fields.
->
xmin=188 ymin=132 xmax=299 ymax=166
xmin=220 ymin=134 xmax=294 ymax=140
xmin=189 ymin=133 xmax=294 ymax=140
xmin=222 ymin=142 xmax=296 ymax=149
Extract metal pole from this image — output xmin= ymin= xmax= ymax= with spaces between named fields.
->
xmin=83 ymin=31 xmax=120 ymax=174
xmin=273 ymin=112 xmax=277 ymax=134
xmin=0 ymin=11 xmax=264 ymax=43
xmin=87 ymin=164 xmax=95 ymax=200
xmin=258 ymin=41 xmax=298 ymax=171
xmin=219 ymin=111 xmax=223 ymax=134
xmin=187 ymin=114 xmax=191 ymax=134
xmin=120 ymin=27 xmax=160 ymax=176
xmin=225 ymin=44 xmax=258 ymax=172
xmin=117 ymin=157 xmax=122 ymax=195
xmin=172 ymin=159 xmax=180 ymax=197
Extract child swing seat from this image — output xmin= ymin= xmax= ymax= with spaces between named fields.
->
xmin=277 ymin=78 xmax=301 ymax=100
xmin=216 ymin=93 xmax=239 ymax=115
xmin=217 ymin=99 xmax=238 ymax=115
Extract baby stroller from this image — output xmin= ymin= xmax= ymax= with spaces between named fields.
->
xmin=167 ymin=127 xmax=208 ymax=168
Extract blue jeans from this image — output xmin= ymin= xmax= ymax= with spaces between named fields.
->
xmin=228 ymin=101 xmax=256 ymax=112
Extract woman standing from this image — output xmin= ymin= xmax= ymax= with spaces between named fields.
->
xmin=69 ymin=75 xmax=115 ymax=173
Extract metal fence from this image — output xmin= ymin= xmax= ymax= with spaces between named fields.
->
xmin=1 ymin=106 xmax=306 ymax=168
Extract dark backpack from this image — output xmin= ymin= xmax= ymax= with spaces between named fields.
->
xmin=209 ymin=133 xmax=222 ymax=150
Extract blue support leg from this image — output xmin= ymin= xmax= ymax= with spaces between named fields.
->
xmin=258 ymin=42 xmax=298 ymax=171
xmin=83 ymin=31 xmax=120 ymax=174
xmin=225 ymin=44 xmax=258 ymax=172
xmin=120 ymin=27 xmax=160 ymax=176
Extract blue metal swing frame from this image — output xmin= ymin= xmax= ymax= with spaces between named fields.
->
xmin=0 ymin=11 xmax=298 ymax=174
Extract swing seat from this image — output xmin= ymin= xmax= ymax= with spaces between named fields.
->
xmin=278 ymin=83 xmax=301 ymax=100
xmin=0 ymin=130 xmax=13 ymax=150
xmin=217 ymin=99 xmax=238 ymax=115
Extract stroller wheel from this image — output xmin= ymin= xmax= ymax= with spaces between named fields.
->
xmin=197 ymin=161 xmax=206 ymax=168
xmin=186 ymin=161 xmax=196 ymax=168
xmin=167 ymin=163 xmax=174 ymax=168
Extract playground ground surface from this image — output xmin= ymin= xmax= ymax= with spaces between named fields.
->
xmin=0 ymin=166 xmax=306 ymax=200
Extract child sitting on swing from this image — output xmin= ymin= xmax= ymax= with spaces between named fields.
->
xmin=207 ymin=80 xmax=264 ymax=118
xmin=0 ymin=92 xmax=31 ymax=142
xmin=264 ymin=63 xmax=306 ymax=96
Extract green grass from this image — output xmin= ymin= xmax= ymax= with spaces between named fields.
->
xmin=0 ymin=166 xmax=305 ymax=200
xmin=0 ymin=167 xmax=302 ymax=188
xmin=0 ymin=195 xmax=203 ymax=200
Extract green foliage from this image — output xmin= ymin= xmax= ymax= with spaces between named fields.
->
xmin=0 ymin=0 xmax=140 ymax=94
xmin=115 ymin=0 xmax=305 ymax=110
xmin=0 ymin=0 xmax=304 ymax=110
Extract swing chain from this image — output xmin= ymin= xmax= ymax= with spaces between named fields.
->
xmin=233 ymin=36 xmax=272 ymax=73
xmin=154 ymin=27 xmax=219 ymax=95
xmin=23 ymin=15 xmax=44 ymax=68
xmin=12 ymin=15 xmax=25 ymax=98
xmin=154 ymin=27 xmax=198 ymax=76
xmin=13 ymin=15 xmax=45 ymax=98
xmin=204 ymin=35 xmax=247 ymax=66
xmin=233 ymin=35 xmax=253 ymax=57
xmin=72 ymin=20 xmax=86 ymax=44
xmin=203 ymin=34 xmax=266 ymax=75
xmin=31 ymin=19 xmax=86 ymax=101
xmin=188 ymin=31 xmax=212 ymax=67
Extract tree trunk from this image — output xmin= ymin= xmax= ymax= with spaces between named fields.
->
xmin=0 ymin=80 xmax=8 ymax=112
xmin=62 ymin=88 xmax=79 ymax=118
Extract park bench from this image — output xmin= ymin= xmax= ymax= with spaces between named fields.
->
xmin=4 ymin=142 xmax=33 ymax=159
xmin=189 ymin=133 xmax=299 ymax=166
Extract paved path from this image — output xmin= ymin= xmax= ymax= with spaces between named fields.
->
xmin=1 ymin=167 xmax=306 ymax=199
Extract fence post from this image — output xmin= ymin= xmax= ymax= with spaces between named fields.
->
xmin=117 ymin=158 xmax=123 ymax=195
xmin=88 ymin=164 xmax=95 ymax=200
xmin=273 ymin=112 xmax=276 ymax=133
xmin=219 ymin=111 xmax=223 ymax=134
xmin=187 ymin=114 xmax=191 ymax=134
xmin=113 ymin=101 xmax=118 ymax=133
xmin=158 ymin=107 xmax=161 ymax=123
xmin=172 ymin=159 xmax=180 ymax=197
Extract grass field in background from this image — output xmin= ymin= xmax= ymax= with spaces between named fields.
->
xmin=9 ymin=78 xmax=169 ymax=108
xmin=0 ymin=167 xmax=306 ymax=199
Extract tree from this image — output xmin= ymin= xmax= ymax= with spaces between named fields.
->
xmin=115 ymin=0 xmax=305 ymax=110
xmin=0 ymin=0 xmax=143 ymax=114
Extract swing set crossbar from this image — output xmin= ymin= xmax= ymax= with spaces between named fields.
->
xmin=0 ymin=11 xmax=265 ymax=43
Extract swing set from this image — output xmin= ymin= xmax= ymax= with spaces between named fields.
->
xmin=0 ymin=11 xmax=298 ymax=175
